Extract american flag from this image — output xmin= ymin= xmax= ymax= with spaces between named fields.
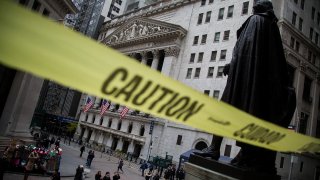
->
xmin=100 ymin=99 xmax=110 ymax=116
xmin=119 ymin=106 xmax=129 ymax=119
xmin=83 ymin=97 xmax=94 ymax=112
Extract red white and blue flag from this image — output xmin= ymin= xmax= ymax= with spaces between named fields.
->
xmin=100 ymin=99 xmax=110 ymax=116
xmin=83 ymin=97 xmax=94 ymax=112
xmin=120 ymin=106 xmax=129 ymax=119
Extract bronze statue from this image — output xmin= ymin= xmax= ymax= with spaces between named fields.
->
xmin=195 ymin=0 xmax=296 ymax=175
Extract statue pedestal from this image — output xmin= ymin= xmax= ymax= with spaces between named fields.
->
xmin=185 ymin=155 xmax=280 ymax=180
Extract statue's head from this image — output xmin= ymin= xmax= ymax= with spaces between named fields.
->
xmin=253 ymin=0 xmax=274 ymax=14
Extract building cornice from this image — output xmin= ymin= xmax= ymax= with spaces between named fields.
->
xmin=80 ymin=121 xmax=146 ymax=144
xmin=100 ymin=0 xmax=198 ymax=31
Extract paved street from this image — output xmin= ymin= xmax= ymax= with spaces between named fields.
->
xmin=4 ymin=140 xmax=146 ymax=180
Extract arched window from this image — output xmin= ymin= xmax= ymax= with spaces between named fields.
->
xmin=195 ymin=141 xmax=208 ymax=151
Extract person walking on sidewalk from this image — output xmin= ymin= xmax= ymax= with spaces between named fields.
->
xmin=95 ymin=171 xmax=102 ymax=180
xmin=74 ymin=165 xmax=84 ymax=180
xmin=117 ymin=159 xmax=124 ymax=173
xmin=80 ymin=145 xmax=85 ymax=157
xmin=112 ymin=172 xmax=120 ymax=180
xmin=87 ymin=151 xmax=95 ymax=168
xmin=102 ymin=172 xmax=111 ymax=180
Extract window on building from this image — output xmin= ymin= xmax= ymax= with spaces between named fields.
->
xmin=308 ymin=50 xmax=312 ymax=62
xmin=193 ymin=36 xmax=199 ymax=45
xmin=128 ymin=122 xmax=133 ymax=133
xmin=220 ymin=50 xmax=227 ymax=60
xmin=292 ymin=12 xmax=297 ymax=26
xmin=218 ymin=8 xmax=224 ymax=20
xmin=302 ymin=76 xmax=312 ymax=102
xmin=214 ymin=32 xmax=220 ymax=42
xmin=318 ymin=13 xmax=320 ymax=25
xmin=209 ymin=0 xmax=214 ymax=4
xmin=198 ymin=52 xmax=204 ymax=62
xmin=204 ymin=90 xmax=210 ymax=95
xmin=99 ymin=117 xmax=103 ymax=125
xmin=280 ymin=157 xmax=285 ymax=168
xmin=92 ymin=115 xmax=96 ymax=124
xmin=217 ymin=66 xmax=224 ymax=77
xmin=300 ymin=0 xmax=304 ymax=9
xmin=85 ymin=114 xmax=88 ymax=121
xmin=242 ymin=1 xmax=249 ymax=15
xmin=223 ymin=30 xmax=230 ymax=41
xmin=108 ymin=118 xmax=112 ymax=128
xmin=198 ymin=13 xmax=204 ymax=24
xmin=201 ymin=34 xmax=207 ymax=44
xmin=194 ymin=68 xmax=201 ymax=78
xmin=299 ymin=112 xmax=309 ymax=134
xmin=207 ymin=67 xmax=214 ymax=78
xmin=190 ymin=53 xmax=195 ymax=63
xmin=316 ymin=33 xmax=319 ymax=45
xmin=227 ymin=5 xmax=234 ymax=18
xmin=186 ymin=68 xmax=192 ymax=79
xmin=224 ymin=145 xmax=231 ymax=157
xmin=290 ymin=37 xmax=295 ymax=48
xmin=117 ymin=121 xmax=122 ymax=130
xmin=312 ymin=7 xmax=315 ymax=20
xmin=115 ymin=0 xmax=122 ymax=5
xmin=42 ymin=9 xmax=50 ymax=17
xmin=205 ymin=11 xmax=212 ymax=23
xmin=298 ymin=18 xmax=303 ymax=31
xmin=211 ymin=51 xmax=217 ymax=61
xmin=310 ymin=28 xmax=314 ymax=40
xmin=300 ymin=162 xmax=304 ymax=172
xmin=287 ymin=65 xmax=295 ymax=87
xmin=293 ymin=0 xmax=297 ymax=4
xmin=213 ymin=90 xmax=220 ymax=99
xmin=295 ymin=41 xmax=300 ymax=52
xmin=201 ymin=0 xmax=206 ymax=6
xmin=176 ymin=135 xmax=182 ymax=145
xmin=139 ymin=125 xmax=145 ymax=136
xmin=19 ymin=0 xmax=30 ymax=6
xmin=32 ymin=0 xmax=41 ymax=11
xmin=312 ymin=54 xmax=316 ymax=64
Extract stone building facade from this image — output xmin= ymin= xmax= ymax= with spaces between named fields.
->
xmin=76 ymin=1 xmax=320 ymax=178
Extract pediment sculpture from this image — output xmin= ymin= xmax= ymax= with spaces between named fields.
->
xmin=103 ymin=17 xmax=186 ymax=46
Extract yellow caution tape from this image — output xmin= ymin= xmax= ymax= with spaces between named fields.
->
xmin=0 ymin=1 xmax=319 ymax=153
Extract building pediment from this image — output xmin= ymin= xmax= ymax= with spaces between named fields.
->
xmin=102 ymin=17 xmax=187 ymax=48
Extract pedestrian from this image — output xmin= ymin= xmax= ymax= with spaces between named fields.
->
xmin=24 ymin=151 xmax=39 ymax=180
xmin=80 ymin=145 xmax=85 ymax=157
xmin=176 ymin=167 xmax=185 ymax=180
xmin=145 ymin=170 xmax=152 ymax=180
xmin=95 ymin=171 xmax=102 ymax=180
xmin=112 ymin=171 xmax=120 ymax=180
xmin=163 ymin=166 xmax=171 ymax=180
xmin=117 ymin=159 xmax=124 ymax=173
xmin=55 ymin=139 xmax=60 ymax=147
xmin=153 ymin=172 xmax=160 ymax=180
xmin=194 ymin=0 xmax=296 ymax=176
xmin=50 ymin=137 xmax=55 ymax=146
xmin=51 ymin=170 xmax=61 ymax=180
xmin=140 ymin=161 xmax=148 ymax=176
xmin=86 ymin=150 xmax=95 ymax=168
xmin=102 ymin=172 xmax=111 ymax=180
xmin=74 ymin=165 xmax=84 ymax=180
xmin=170 ymin=164 xmax=176 ymax=180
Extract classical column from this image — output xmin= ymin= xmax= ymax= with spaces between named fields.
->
xmin=98 ymin=132 xmax=104 ymax=144
xmin=140 ymin=51 xmax=147 ymax=65
xmin=162 ymin=47 xmax=180 ymax=77
xmin=93 ymin=97 xmax=101 ymax=108
xmin=292 ymin=62 xmax=306 ymax=129
xmin=128 ymin=140 xmax=135 ymax=153
xmin=116 ymin=137 xmax=124 ymax=151
xmin=1 ymin=72 xmax=43 ymax=139
xmin=106 ymin=134 xmax=113 ymax=148
xmin=310 ymin=75 xmax=320 ymax=136
xmin=151 ymin=50 xmax=160 ymax=70
xmin=89 ymin=130 xmax=96 ymax=143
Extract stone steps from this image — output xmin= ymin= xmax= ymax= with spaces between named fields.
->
xmin=0 ymin=136 xmax=12 ymax=155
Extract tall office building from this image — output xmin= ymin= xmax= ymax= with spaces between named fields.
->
xmin=74 ymin=0 xmax=105 ymax=38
